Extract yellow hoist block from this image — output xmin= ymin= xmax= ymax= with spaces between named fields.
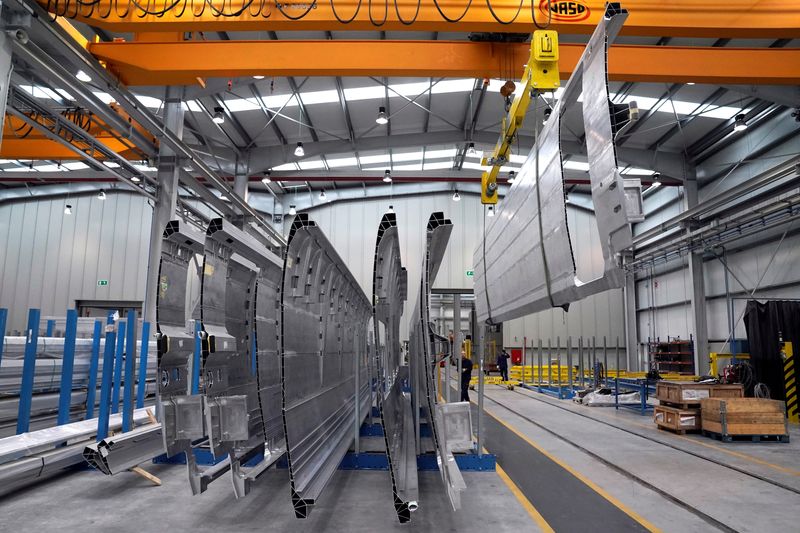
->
xmin=481 ymin=30 xmax=559 ymax=205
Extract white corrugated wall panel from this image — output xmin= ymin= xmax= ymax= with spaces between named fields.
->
xmin=0 ymin=192 xmax=152 ymax=333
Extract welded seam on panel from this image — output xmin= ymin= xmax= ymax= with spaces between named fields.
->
xmin=474 ymin=5 xmax=632 ymax=324
xmin=280 ymin=214 xmax=372 ymax=519
xmin=156 ymin=220 xmax=213 ymax=493
xmin=372 ymin=213 xmax=415 ymax=523
xmin=201 ymin=218 xmax=285 ymax=498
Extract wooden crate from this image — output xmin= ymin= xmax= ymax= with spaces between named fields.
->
xmin=657 ymin=382 xmax=743 ymax=407
xmin=701 ymin=398 xmax=789 ymax=441
xmin=654 ymin=405 xmax=701 ymax=434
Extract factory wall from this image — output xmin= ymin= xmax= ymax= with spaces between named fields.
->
xmin=1 ymin=187 xmax=626 ymax=348
xmin=302 ymin=192 xmax=626 ymax=345
xmin=0 ymin=192 xmax=152 ymax=333
xmin=632 ymin=109 xmax=800 ymax=369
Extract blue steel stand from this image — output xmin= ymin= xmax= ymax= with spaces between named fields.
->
xmin=0 ymin=308 xmax=7 ymax=370
xmin=111 ymin=321 xmax=126 ymax=414
xmin=136 ymin=321 xmax=150 ymax=408
xmin=85 ymin=320 xmax=103 ymax=419
xmin=45 ymin=319 xmax=55 ymax=337
xmin=97 ymin=314 xmax=117 ymax=441
xmin=17 ymin=309 xmax=41 ymax=434
xmin=122 ymin=310 xmax=138 ymax=432
xmin=56 ymin=310 xmax=79 ymax=425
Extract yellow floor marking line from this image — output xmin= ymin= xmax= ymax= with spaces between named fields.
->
xmin=495 ymin=463 xmax=555 ymax=533
xmin=480 ymin=401 xmax=663 ymax=533
xmin=512 ymin=385 xmax=800 ymax=477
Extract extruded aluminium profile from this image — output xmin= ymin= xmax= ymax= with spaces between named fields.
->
xmin=372 ymin=213 xmax=416 ymax=523
xmin=281 ymin=214 xmax=372 ymax=518
xmin=83 ymin=423 xmax=163 ymax=475
xmin=201 ymin=218 xmax=285 ymax=498
xmin=474 ymin=3 xmax=635 ymax=324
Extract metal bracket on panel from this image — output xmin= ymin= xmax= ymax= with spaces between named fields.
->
xmin=205 ymin=395 xmax=251 ymax=448
xmin=161 ymin=395 xmax=206 ymax=444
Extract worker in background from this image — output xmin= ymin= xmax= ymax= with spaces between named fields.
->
xmin=460 ymin=351 xmax=473 ymax=402
xmin=497 ymin=349 xmax=511 ymax=381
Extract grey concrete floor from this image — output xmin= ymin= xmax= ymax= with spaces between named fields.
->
xmin=0 ymin=459 xmax=538 ymax=532
xmin=476 ymin=382 xmax=800 ymax=533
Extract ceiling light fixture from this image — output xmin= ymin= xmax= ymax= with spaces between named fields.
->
xmin=64 ymin=204 xmax=73 ymax=215
xmin=467 ymin=142 xmax=476 ymax=155
xmin=261 ymin=171 xmax=272 ymax=185
xmin=288 ymin=204 xmax=297 ymax=216
xmin=543 ymin=108 xmax=552 ymax=125
xmin=212 ymin=106 xmax=225 ymax=124
xmin=383 ymin=170 xmax=392 ymax=183
xmin=76 ymin=70 xmax=91 ymax=82
xmin=686 ymin=82 xmax=696 ymax=85
xmin=294 ymin=142 xmax=305 ymax=157
xmin=319 ymin=189 xmax=326 ymax=200
xmin=375 ymin=106 xmax=389 ymax=125
xmin=452 ymin=190 xmax=460 ymax=202
xmin=733 ymin=113 xmax=748 ymax=132
xmin=253 ymin=75 xmax=265 ymax=80
xmin=388 ymin=205 xmax=394 ymax=214
xmin=97 ymin=190 xmax=106 ymax=200
xmin=507 ymin=170 xmax=516 ymax=184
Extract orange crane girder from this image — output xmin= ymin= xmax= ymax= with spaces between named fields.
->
xmin=39 ymin=0 xmax=800 ymax=37
xmin=87 ymin=40 xmax=800 ymax=86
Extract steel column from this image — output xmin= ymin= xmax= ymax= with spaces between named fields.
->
xmin=111 ymin=321 xmax=126 ymax=414
xmin=0 ymin=31 xmax=12 ymax=154
xmin=85 ymin=319 xmax=103 ymax=419
xmin=685 ymin=177 xmax=708 ymax=375
xmin=122 ymin=310 xmax=137 ymax=432
xmin=623 ymin=266 xmax=638 ymax=372
xmin=16 ymin=309 xmax=41 ymax=434
xmin=97 ymin=315 xmax=117 ymax=441
xmin=0 ymin=308 xmax=7 ymax=369
xmin=136 ymin=321 xmax=150 ymax=408
xmin=142 ymin=86 xmax=185 ymax=325
xmin=56 ymin=309 xmax=79 ymax=425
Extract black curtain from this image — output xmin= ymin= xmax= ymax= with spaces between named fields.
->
xmin=743 ymin=300 xmax=800 ymax=400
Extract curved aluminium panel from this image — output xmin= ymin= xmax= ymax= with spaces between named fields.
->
xmin=474 ymin=4 xmax=633 ymax=324
xmin=156 ymin=220 xmax=205 ymax=459
xmin=281 ymin=214 xmax=372 ymax=518
xmin=372 ymin=213 xmax=415 ymax=523
xmin=409 ymin=213 xmax=466 ymax=510
xmin=201 ymin=218 xmax=285 ymax=498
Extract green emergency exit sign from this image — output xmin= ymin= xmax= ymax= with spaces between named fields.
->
xmin=465 ymin=270 xmax=474 ymax=278
xmin=97 ymin=279 xmax=109 ymax=286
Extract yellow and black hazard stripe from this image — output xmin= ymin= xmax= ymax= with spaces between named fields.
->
xmin=783 ymin=342 xmax=797 ymax=423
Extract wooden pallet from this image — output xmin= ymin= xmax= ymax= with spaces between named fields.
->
xmin=701 ymin=398 xmax=789 ymax=443
xmin=702 ymin=430 xmax=790 ymax=443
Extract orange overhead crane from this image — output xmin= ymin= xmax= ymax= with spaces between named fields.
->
xmin=37 ymin=0 xmax=800 ymax=37
xmin=1 ymin=107 xmax=153 ymax=161
xmin=88 ymin=39 xmax=800 ymax=86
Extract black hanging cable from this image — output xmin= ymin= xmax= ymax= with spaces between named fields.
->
xmin=368 ymin=0 xmax=388 ymax=26
xmin=532 ymin=0 xmax=552 ymax=30
xmin=394 ymin=0 xmax=420 ymax=25
xmin=331 ymin=0 xmax=363 ymax=23
xmin=485 ymin=0 xmax=523 ymax=25
xmin=431 ymin=0 xmax=472 ymax=23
